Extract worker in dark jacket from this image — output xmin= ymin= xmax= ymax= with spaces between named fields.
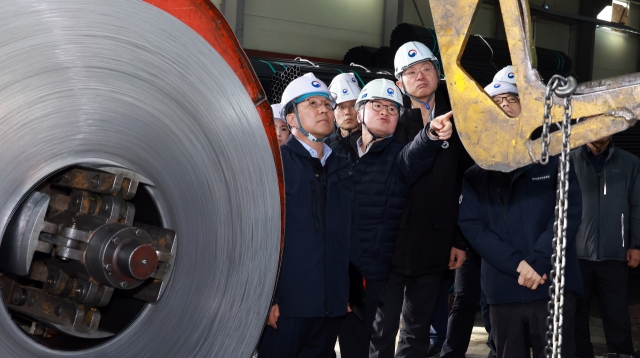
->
xmin=326 ymin=73 xmax=362 ymax=159
xmin=571 ymin=138 xmax=640 ymax=358
xmin=332 ymin=78 xmax=453 ymax=358
xmin=458 ymin=78 xmax=583 ymax=358
xmin=441 ymin=66 xmax=517 ymax=358
xmin=370 ymin=41 xmax=473 ymax=358
xmin=460 ymin=158 xmax=583 ymax=358
xmin=258 ymin=73 xmax=358 ymax=358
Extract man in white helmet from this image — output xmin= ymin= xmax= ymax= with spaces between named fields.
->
xmin=270 ymin=103 xmax=290 ymax=146
xmin=369 ymin=41 xmax=473 ymax=358
xmin=258 ymin=73 xmax=359 ymax=358
xmin=456 ymin=78 xmax=583 ymax=358
xmin=493 ymin=65 xmax=516 ymax=84
xmin=328 ymin=73 xmax=362 ymax=159
xmin=440 ymin=79 xmax=521 ymax=358
xmin=331 ymin=78 xmax=454 ymax=358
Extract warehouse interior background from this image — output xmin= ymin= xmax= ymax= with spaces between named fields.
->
xmin=210 ymin=0 xmax=639 ymax=81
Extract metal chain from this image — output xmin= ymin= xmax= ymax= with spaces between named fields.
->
xmin=540 ymin=78 xmax=560 ymax=165
xmin=541 ymin=75 xmax=577 ymax=358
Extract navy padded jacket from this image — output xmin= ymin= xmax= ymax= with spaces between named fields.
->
xmin=332 ymin=124 xmax=442 ymax=281
xmin=459 ymin=156 xmax=584 ymax=305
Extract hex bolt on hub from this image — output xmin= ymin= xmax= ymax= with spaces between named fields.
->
xmin=90 ymin=175 xmax=101 ymax=188
xmin=54 ymin=305 xmax=62 ymax=317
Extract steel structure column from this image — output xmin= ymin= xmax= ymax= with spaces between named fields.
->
xmin=221 ymin=0 xmax=246 ymax=46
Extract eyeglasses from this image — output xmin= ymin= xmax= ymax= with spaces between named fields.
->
xmin=298 ymin=98 xmax=334 ymax=111
xmin=493 ymin=95 xmax=520 ymax=104
xmin=368 ymin=101 xmax=400 ymax=116
xmin=402 ymin=66 xmax=436 ymax=79
xmin=336 ymin=103 xmax=355 ymax=112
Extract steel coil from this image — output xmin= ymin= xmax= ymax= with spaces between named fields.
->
xmin=0 ymin=0 xmax=280 ymax=357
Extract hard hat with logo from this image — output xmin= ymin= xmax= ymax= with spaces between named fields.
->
xmin=328 ymin=73 xmax=361 ymax=104
xmin=279 ymin=73 xmax=333 ymax=117
xmin=355 ymin=79 xmax=404 ymax=116
xmin=270 ymin=104 xmax=285 ymax=122
xmin=484 ymin=80 xmax=519 ymax=97
xmin=279 ymin=73 xmax=335 ymax=142
xmin=394 ymin=41 xmax=439 ymax=79
xmin=493 ymin=65 xmax=516 ymax=84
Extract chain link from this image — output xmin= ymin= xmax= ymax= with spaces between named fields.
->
xmin=541 ymin=75 xmax=576 ymax=358
xmin=541 ymin=77 xmax=561 ymax=164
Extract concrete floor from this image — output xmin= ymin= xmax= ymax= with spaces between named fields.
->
xmin=335 ymin=269 xmax=640 ymax=358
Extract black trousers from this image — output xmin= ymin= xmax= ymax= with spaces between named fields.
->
xmin=337 ymin=279 xmax=386 ymax=358
xmin=430 ymin=270 xmax=453 ymax=348
xmin=370 ymin=271 xmax=443 ymax=358
xmin=490 ymin=293 xmax=576 ymax=358
xmin=441 ymin=248 xmax=495 ymax=358
xmin=258 ymin=316 xmax=342 ymax=358
xmin=574 ymin=260 xmax=634 ymax=357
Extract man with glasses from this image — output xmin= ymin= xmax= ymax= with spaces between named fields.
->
xmin=441 ymin=66 xmax=516 ymax=358
xmin=369 ymin=41 xmax=473 ymax=358
xmin=258 ymin=73 xmax=359 ymax=358
xmin=332 ymin=77 xmax=454 ymax=358
xmin=328 ymin=73 xmax=362 ymax=159
xmin=456 ymin=77 xmax=583 ymax=358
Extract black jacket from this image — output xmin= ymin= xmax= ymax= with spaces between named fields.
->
xmin=331 ymin=124 xmax=442 ymax=281
xmin=459 ymin=157 xmax=583 ymax=305
xmin=570 ymin=144 xmax=640 ymax=261
xmin=391 ymin=87 xmax=474 ymax=277
xmin=275 ymin=136 xmax=358 ymax=318
xmin=325 ymin=127 xmax=361 ymax=160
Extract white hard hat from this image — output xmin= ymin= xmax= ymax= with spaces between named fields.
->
xmin=270 ymin=104 xmax=284 ymax=122
xmin=328 ymin=73 xmax=361 ymax=104
xmin=356 ymin=79 xmax=404 ymax=115
xmin=279 ymin=72 xmax=335 ymax=142
xmin=493 ymin=65 xmax=516 ymax=84
xmin=279 ymin=72 xmax=334 ymax=118
xmin=484 ymin=81 xmax=519 ymax=97
xmin=394 ymin=41 xmax=439 ymax=79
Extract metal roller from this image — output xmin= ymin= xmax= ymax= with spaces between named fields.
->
xmin=0 ymin=0 xmax=281 ymax=356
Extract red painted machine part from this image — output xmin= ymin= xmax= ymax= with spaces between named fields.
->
xmin=143 ymin=0 xmax=285 ymax=252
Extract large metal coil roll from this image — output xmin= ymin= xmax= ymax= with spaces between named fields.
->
xmin=0 ymin=0 xmax=281 ymax=357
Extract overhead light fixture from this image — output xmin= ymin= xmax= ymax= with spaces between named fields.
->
xmin=597 ymin=5 xmax=613 ymax=21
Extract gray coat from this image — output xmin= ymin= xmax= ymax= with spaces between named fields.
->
xmin=570 ymin=145 xmax=640 ymax=261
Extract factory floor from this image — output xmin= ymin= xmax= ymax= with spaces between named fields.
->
xmin=335 ymin=269 xmax=640 ymax=358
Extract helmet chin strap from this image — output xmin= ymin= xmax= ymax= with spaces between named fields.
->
xmin=292 ymin=103 xmax=326 ymax=143
xmin=401 ymin=77 xmax=439 ymax=123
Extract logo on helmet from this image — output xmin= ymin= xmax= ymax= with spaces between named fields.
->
xmin=387 ymin=88 xmax=395 ymax=95
xmin=493 ymin=83 xmax=501 ymax=88
xmin=508 ymin=72 xmax=515 ymax=79
xmin=311 ymin=81 xmax=321 ymax=88
xmin=361 ymin=93 xmax=368 ymax=98
xmin=342 ymin=89 xmax=348 ymax=94
xmin=351 ymin=77 xmax=357 ymax=83
xmin=408 ymin=49 xmax=417 ymax=58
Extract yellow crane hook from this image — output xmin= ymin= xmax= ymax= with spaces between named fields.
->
xmin=429 ymin=0 xmax=639 ymax=171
